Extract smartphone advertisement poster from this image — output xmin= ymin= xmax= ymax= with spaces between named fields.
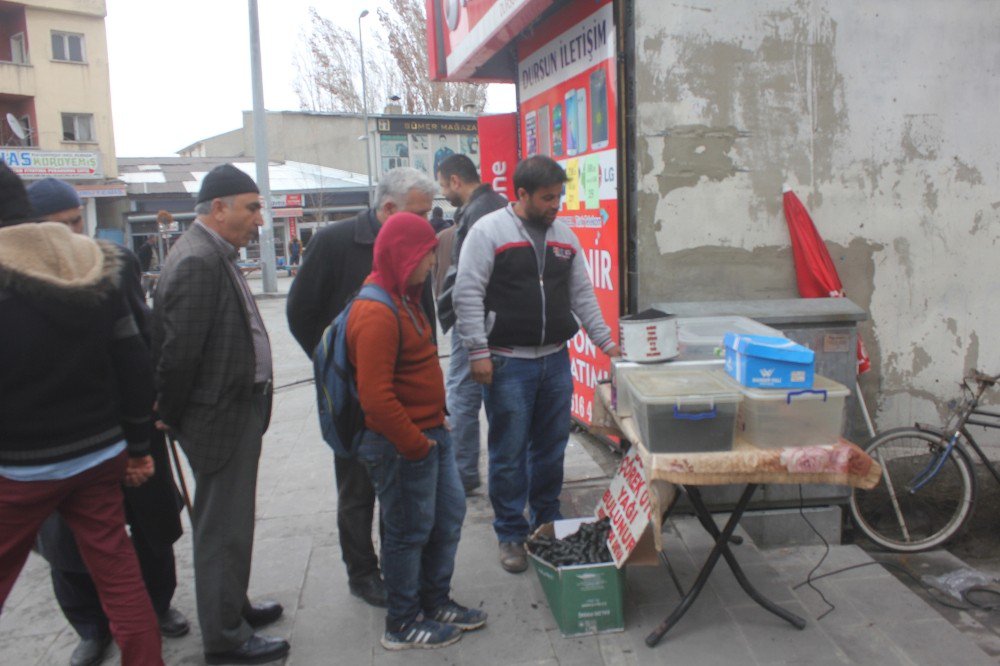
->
xmin=516 ymin=0 xmax=618 ymax=424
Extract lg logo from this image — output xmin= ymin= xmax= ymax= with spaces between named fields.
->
xmin=443 ymin=0 xmax=468 ymax=31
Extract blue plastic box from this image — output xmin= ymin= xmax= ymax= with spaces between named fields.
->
xmin=723 ymin=333 xmax=814 ymax=389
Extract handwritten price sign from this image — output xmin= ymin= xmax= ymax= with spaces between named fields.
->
xmin=596 ymin=447 xmax=652 ymax=568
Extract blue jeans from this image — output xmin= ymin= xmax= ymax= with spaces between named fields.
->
xmin=446 ymin=328 xmax=482 ymax=490
xmin=355 ymin=427 xmax=466 ymax=629
xmin=482 ymin=349 xmax=572 ymax=543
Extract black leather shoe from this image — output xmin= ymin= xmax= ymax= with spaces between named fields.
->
xmin=244 ymin=600 xmax=283 ymax=629
xmin=158 ymin=606 xmax=190 ymax=637
xmin=70 ymin=635 xmax=111 ymax=666
xmin=204 ymin=634 xmax=290 ymax=665
xmin=349 ymin=573 xmax=388 ymax=608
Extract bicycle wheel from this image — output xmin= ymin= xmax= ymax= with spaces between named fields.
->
xmin=850 ymin=427 xmax=976 ymax=552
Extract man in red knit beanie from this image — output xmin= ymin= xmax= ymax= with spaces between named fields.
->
xmin=347 ymin=211 xmax=485 ymax=650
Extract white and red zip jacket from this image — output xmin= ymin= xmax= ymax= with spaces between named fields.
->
xmin=454 ymin=204 xmax=615 ymax=362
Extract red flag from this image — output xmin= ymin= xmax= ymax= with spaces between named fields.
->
xmin=783 ymin=189 xmax=871 ymax=374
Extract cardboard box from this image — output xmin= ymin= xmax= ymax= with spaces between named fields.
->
xmin=528 ymin=519 xmax=626 ymax=637
xmin=723 ymin=333 xmax=815 ymax=389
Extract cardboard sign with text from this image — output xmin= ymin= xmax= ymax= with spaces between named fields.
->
xmin=595 ymin=448 xmax=657 ymax=568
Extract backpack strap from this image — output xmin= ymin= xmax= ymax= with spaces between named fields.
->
xmin=356 ymin=283 xmax=399 ymax=316
xmin=353 ymin=283 xmax=403 ymax=362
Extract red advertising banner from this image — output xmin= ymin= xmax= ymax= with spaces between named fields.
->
xmin=476 ymin=113 xmax=519 ymax=202
xmin=516 ymin=0 xmax=618 ymax=424
xmin=426 ymin=0 xmax=553 ymax=81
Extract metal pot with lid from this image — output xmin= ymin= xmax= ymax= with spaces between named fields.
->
xmin=619 ymin=308 xmax=678 ymax=363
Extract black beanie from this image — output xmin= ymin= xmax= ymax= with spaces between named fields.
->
xmin=196 ymin=164 xmax=259 ymax=204
xmin=0 ymin=161 xmax=33 ymax=227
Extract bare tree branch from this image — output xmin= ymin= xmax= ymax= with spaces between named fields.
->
xmin=294 ymin=1 xmax=487 ymax=114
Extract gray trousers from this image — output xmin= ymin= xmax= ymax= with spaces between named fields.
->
xmin=188 ymin=394 xmax=267 ymax=653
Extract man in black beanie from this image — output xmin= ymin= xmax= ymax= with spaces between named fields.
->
xmin=152 ymin=163 xmax=289 ymax=664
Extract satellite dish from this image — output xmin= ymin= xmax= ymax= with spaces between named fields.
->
xmin=6 ymin=113 xmax=27 ymax=141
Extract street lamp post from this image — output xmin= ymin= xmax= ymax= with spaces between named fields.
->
xmin=248 ymin=0 xmax=277 ymax=293
xmin=358 ymin=9 xmax=374 ymax=207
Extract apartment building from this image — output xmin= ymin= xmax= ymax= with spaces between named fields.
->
xmin=0 ymin=0 xmax=120 ymax=235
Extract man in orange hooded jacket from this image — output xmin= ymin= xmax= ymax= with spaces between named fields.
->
xmin=346 ymin=212 xmax=485 ymax=650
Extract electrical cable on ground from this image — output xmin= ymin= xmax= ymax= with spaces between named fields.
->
xmin=796 ymin=484 xmax=836 ymax=620
xmin=792 ymin=558 xmax=1000 ymax=613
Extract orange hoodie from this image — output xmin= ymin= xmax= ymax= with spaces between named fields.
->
xmin=346 ymin=212 xmax=444 ymax=460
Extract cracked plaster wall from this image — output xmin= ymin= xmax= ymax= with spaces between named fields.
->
xmin=633 ymin=0 xmax=1000 ymax=429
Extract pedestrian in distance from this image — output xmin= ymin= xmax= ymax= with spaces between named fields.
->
xmin=347 ymin=211 xmax=485 ymax=650
xmin=25 ymin=177 xmax=189 ymax=666
xmin=428 ymin=206 xmax=451 ymax=233
xmin=151 ymin=164 xmax=288 ymax=665
xmin=454 ymin=155 xmax=620 ymax=574
xmin=137 ymin=234 xmax=158 ymax=272
xmin=0 ymin=163 xmax=164 ymax=665
xmin=285 ymin=167 xmax=438 ymax=609
xmin=435 ymin=153 xmax=509 ymax=495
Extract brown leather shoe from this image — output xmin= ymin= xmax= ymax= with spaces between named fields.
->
xmin=499 ymin=541 xmax=527 ymax=573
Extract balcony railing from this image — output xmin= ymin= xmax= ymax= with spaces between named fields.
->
xmin=0 ymin=61 xmax=35 ymax=97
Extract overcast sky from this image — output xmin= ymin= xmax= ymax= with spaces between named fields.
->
xmin=105 ymin=0 xmax=515 ymax=157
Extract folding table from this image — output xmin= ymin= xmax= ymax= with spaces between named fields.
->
xmin=591 ymin=385 xmax=881 ymax=648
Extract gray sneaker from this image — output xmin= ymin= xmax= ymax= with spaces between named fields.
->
xmin=499 ymin=541 xmax=527 ymax=573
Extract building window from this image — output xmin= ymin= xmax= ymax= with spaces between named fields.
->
xmin=16 ymin=115 xmax=32 ymax=146
xmin=62 ymin=113 xmax=94 ymax=142
xmin=51 ymin=31 xmax=85 ymax=62
xmin=10 ymin=33 xmax=27 ymax=64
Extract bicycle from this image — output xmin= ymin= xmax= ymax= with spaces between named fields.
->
xmin=849 ymin=370 xmax=1000 ymax=552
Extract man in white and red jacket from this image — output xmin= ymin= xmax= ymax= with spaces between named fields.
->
xmin=453 ymin=156 xmax=619 ymax=574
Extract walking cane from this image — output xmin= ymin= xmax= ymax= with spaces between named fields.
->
xmin=165 ymin=434 xmax=194 ymax=515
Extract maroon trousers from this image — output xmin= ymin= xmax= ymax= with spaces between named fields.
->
xmin=0 ymin=452 xmax=163 ymax=665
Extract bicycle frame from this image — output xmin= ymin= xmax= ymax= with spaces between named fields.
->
xmin=910 ymin=374 xmax=1000 ymax=492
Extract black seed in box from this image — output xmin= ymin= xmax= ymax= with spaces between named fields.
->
xmin=640 ymin=400 xmax=738 ymax=453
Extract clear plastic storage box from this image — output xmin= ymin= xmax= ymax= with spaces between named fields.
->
xmin=612 ymin=358 xmax=723 ymax=417
xmin=676 ymin=316 xmax=785 ymax=360
xmin=735 ymin=375 xmax=850 ymax=448
xmin=623 ymin=368 xmax=742 ymax=453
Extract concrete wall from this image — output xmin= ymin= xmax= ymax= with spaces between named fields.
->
xmin=182 ymin=112 xmax=369 ymax=175
xmin=632 ymin=0 xmax=1000 ymax=429
xmin=22 ymin=0 xmax=105 ymax=16
xmin=178 ymin=129 xmax=244 ymax=158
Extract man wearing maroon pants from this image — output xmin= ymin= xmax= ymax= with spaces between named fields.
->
xmin=0 ymin=162 xmax=163 ymax=664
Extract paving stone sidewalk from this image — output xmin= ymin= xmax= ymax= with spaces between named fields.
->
xmin=1 ymin=277 xmax=995 ymax=665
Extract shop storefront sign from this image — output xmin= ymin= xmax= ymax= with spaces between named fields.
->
xmin=517 ymin=0 xmax=619 ymax=424
xmin=1 ymin=149 xmax=103 ymax=179
xmin=476 ymin=113 xmax=519 ymax=201
xmin=76 ymin=184 xmax=127 ymax=198
xmin=271 ymin=193 xmax=303 ymax=208
xmin=427 ymin=0 xmax=554 ymax=80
